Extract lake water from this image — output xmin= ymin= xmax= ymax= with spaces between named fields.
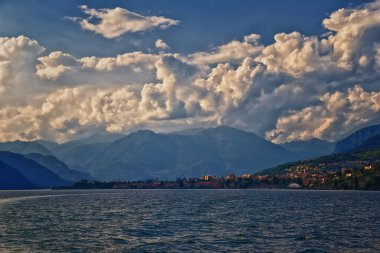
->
xmin=0 ymin=189 xmax=379 ymax=252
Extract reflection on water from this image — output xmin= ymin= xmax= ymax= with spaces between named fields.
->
xmin=0 ymin=189 xmax=379 ymax=252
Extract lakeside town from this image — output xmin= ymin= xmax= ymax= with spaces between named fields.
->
xmin=67 ymin=160 xmax=380 ymax=190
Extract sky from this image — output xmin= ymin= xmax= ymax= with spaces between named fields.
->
xmin=0 ymin=0 xmax=379 ymax=143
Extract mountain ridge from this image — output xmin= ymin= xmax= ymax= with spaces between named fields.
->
xmin=24 ymin=153 xmax=92 ymax=182
xmin=0 ymin=160 xmax=37 ymax=190
xmin=334 ymin=124 xmax=380 ymax=154
xmin=0 ymin=151 xmax=70 ymax=188
xmin=0 ymin=141 xmax=52 ymax=156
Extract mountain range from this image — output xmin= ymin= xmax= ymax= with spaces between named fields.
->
xmin=37 ymin=133 xmax=124 ymax=172
xmin=85 ymin=126 xmax=297 ymax=180
xmin=1 ymin=124 xmax=380 ymax=188
xmin=24 ymin=153 xmax=92 ymax=182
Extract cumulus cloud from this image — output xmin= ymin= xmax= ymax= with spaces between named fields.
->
xmin=36 ymin=51 xmax=80 ymax=80
xmin=1 ymin=1 xmax=380 ymax=142
xmin=155 ymin=39 xmax=170 ymax=50
xmin=0 ymin=36 xmax=44 ymax=93
xmin=266 ymin=85 xmax=380 ymax=143
xmin=80 ymin=52 xmax=158 ymax=72
xmin=35 ymin=51 xmax=159 ymax=86
xmin=322 ymin=1 xmax=380 ymax=70
xmin=189 ymin=34 xmax=264 ymax=65
xmin=68 ymin=5 xmax=179 ymax=39
xmin=0 ymin=86 xmax=140 ymax=141
xmin=255 ymin=32 xmax=338 ymax=77
xmin=0 ymin=55 xmax=200 ymax=141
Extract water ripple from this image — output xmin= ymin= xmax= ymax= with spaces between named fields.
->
xmin=0 ymin=189 xmax=379 ymax=252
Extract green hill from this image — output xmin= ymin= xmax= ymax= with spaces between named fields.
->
xmin=258 ymin=139 xmax=380 ymax=190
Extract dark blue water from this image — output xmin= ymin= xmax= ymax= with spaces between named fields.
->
xmin=0 ymin=189 xmax=379 ymax=252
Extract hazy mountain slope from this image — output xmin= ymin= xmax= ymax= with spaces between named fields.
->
xmin=198 ymin=126 xmax=296 ymax=170
xmin=59 ymin=133 xmax=125 ymax=149
xmin=280 ymin=138 xmax=335 ymax=159
xmin=86 ymin=126 xmax=298 ymax=180
xmin=171 ymin=128 xmax=206 ymax=136
xmin=50 ymin=142 xmax=111 ymax=172
xmin=0 ymin=151 xmax=70 ymax=188
xmin=354 ymin=134 xmax=380 ymax=152
xmin=0 ymin=139 xmax=94 ymax=181
xmin=334 ymin=124 xmax=380 ymax=153
xmin=44 ymin=133 xmax=124 ymax=172
xmin=0 ymin=161 xmax=37 ymax=190
xmin=24 ymin=153 xmax=92 ymax=182
xmin=87 ymin=130 xmax=223 ymax=180
xmin=0 ymin=141 xmax=52 ymax=156
xmin=35 ymin=140 xmax=60 ymax=150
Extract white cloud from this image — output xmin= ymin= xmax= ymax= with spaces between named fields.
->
xmin=266 ymin=85 xmax=380 ymax=143
xmin=80 ymin=52 xmax=158 ymax=72
xmin=0 ymin=61 xmax=10 ymax=93
xmin=322 ymin=1 xmax=380 ymax=70
xmin=255 ymin=32 xmax=337 ymax=77
xmin=35 ymin=51 xmax=159 ymax=86
xmin=36 ymin=51 xmax=80 ymax=80
xmin=36 ymin=51 xmax=158 ymax=75
xmin=155 ymin=39 xmax=170 ymax=50
xmin=189 ymin=34 xmax=264 ymax=65
xmin=0 ymin=36 xmax=44 ymax=93
xmin=68 ymin=5 xmax=179 ymax=39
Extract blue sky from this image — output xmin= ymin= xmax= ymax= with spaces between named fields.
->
xmin=0 ymin=0 xmax=379 ymax=143
xmin=0 ymin=0 xmax=372 ymax=56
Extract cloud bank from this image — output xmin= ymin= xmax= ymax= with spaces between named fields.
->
xmin=1 ymin=1 xmax=380 ymax=142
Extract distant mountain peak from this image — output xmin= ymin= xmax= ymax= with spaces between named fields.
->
xmin=134 ymin=129 xmax=156 ymax=135
xmin=198 ymin=125 xmax=257 ymax=136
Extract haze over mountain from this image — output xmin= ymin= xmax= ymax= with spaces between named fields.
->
xmin=280 ymin=139 xmax=336 ymax=160
xmin=39 ymin=133 xmax=125 ymax=172
xmin=334 ymin=124 xmax=380 ymax=154
xmin=0 ymin=141 xmax=52 ymax=156
xmin=0 ymin=141 xmax=92 ymax=182
xmin=24 ymin=153 xmax=92 ymax=182
xmin=64 ymin=133 xmax=126 ymax=146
